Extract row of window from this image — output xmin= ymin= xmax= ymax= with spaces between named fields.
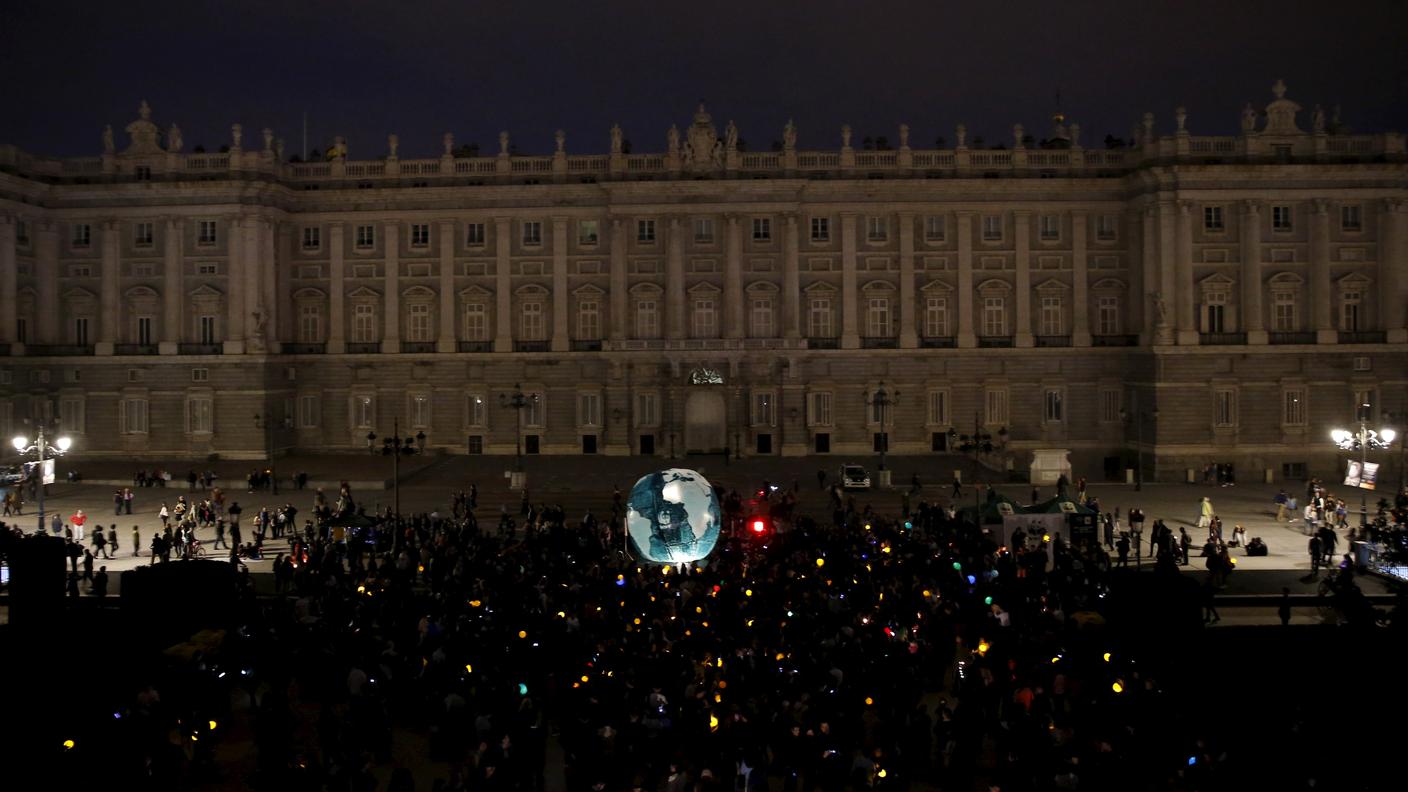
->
xmin=65 ymin=220 xmax=220 ymax=249
xmin=1203 ymin=204 xmax=1362 ymax=233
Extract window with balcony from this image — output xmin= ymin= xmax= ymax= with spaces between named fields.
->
xmin=73 ymin=316 xmax=90 ymax=345
xmin=866 ymin=297 xmax=891 ymax=337
xmin=1202 ymin=291 xmax=1228 ymax=334
xmin=1039 ymin=296 xmax=1064 ymax=336
xmin=1096 ymin=296 xmax=1120 ymax=335
xmin=352 ymin=304 xmax=377 ymax=343
xmin=578 ymin=300 xmax=600 ymax=340
xmin=407 ymin=303 xmax=433 ymax=342
xmin=463 ymin=304 xmax=487 ymax=341
xmin=135 ymin=316 xmax=154 ymax=346
xmin=520 ymin=302 xmax=545 ymax=340
xmin=750 ymin=298 xmax=774 ymax=338
xmin=1272 ymin=292 xmax=1298 ymax=331
xmin=982 ymin=297 xmax=1007 ymax=336
xmin=198 ymin=315 xmax=217 ymax=346
xmin=692 ymin=299 xmax=717 ymax=338
xmin=809 ymin=298 xmax=833 ymax=338
xmin=1339 ymin=290 xmax=1361 ymax=332
xmin=635 ymin=299 xmax=659 ymax=338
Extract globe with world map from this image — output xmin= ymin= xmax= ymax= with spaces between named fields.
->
xmin=625 ymin=468 xmax=722 ymax=564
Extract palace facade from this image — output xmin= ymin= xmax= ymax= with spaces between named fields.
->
xmin=1 ymin=81 xmax=1405 ymax=483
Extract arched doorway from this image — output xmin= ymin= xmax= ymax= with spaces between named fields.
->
xmin=684 ymin=389 xmax=727 ymax=453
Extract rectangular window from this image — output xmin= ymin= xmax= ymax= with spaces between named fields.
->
xmin=122 ymin=398 xmax=149 ymax=434
xmin=579 ymin=392 xmax=602 ymax=427
xmin=924 ymin=215 xmax=946 ymax=242
xmin=866 ymin=297 xmax=891 ymax=337
xmin=808 ymin=391 xmax=833 ymax=426
xmin=198 ymin=220 xmax=217 ymax=246
xmin=692 ymin=299 xmax=717 ymax=338
xmin=1272 ymin=292 xmax=1297 ymax=331
xmin=694 ymin=218 xmax=715 ymax=243
xmin=752 ymin=392 xmax=774 ymax=426
xmin=466 ymin=394 xmax=487 ymax=428
xmin=521 ymin=302 xmax=545 ymax=340
xmin=1039 ymin=296 xmax=1064 ymax=335
xmin=301 ymin=226 xmax=320 ymax=250
xmin=924 ymin=297 xmax=949 ymax=337
xmin=1203 ymin=292 xmax=1227 ymax=334
xmin=198 ymin=315 xmax=217 ymax=345
xmin=522 ymin=221 xmax=542 ymax=246
xmin=59 ymin=397 xmax=86 ymax=435
xmin=196 ymin=262 xmax=219 ymax=275
xmin=1353 ymin=389 xmax=1374 ymax=418
xmin=356 ymin=224 xmax=375 ymax=248
xmin=354 ymin=396 xmax=375 ymax=429
xmin=464 ymin=304 xmax=487 ymax=341
xmin=635 ymin=299 xmax=659 ymax=338
xmin=981 ymin=215 xmax=1003 ymax=241
xmin=637 ymin=219 xmax=656 ymax=243
xmin=73 ymin=317 xmax=90 ymax=346
xmin=750 ymin=298 xmax=773 ymax=338
xmin=135 ymin=316 xmax=154 ymax=346
xmin=134 ymin=221 xmax=154 ymax=247
xmin=1214 ymin=389 xmax=1237 ymax=428
xmin=1340 ymin=205 xmax=1362 ymax=232
xmin=1043 ymin=389 xmax=1064 ymax=423
xmin=72 ymin=223 xmax=92 ymax=248
xmin=16 ymin=318 xmax=26 ymax=344
xmin=1039 ymin=215 xmax=1060 ymax=241
xmin=466 ymin=222 xmax=486 ymax=246
xmin=186 ymin=397 xmax=213 ymax=434
xmin=578 ymin=220 xmax=599 ymax=245
xmin=1095 ymin=215 xmax=1118 ymax=241
xmin=809 ymin=298 xmax=833 ymax=338
xmin=866 ymin=216 xmax=888 ymax=242
xmin=298 ymin=394 xmax=320 ymax=428
xmin=1096 ymin=296 xmax=1120 ymax=335
xmin=927 ymin=389 xmax=949 ymax=426
xmin=985 ymin=387 xmax=1009 ymax=425
xmin=982 ymin=297 xmax=1006 ymax=336
xmin=299 ymin=305 xmax=322 ymax=343
xmin=409 ymin=395 xmax=431 ymax=429
xmin=1339 ymin=291 xmax=1361 ymax=332
xmin=636 ymin=392 xmax=658 ymax=427
xmin=578 ymin=300 xmax=600 ymax=339
xmin=1272 ymin=205 xmax=1292 ymax=231
xmin=352 ymin=304 xmax=377 ymax=343
xmin=191 ymin=368 xmax=208 ymax=382
xmin=16 ymin=220 xmax=29 ymax=246
xmin=410 ymin=223 xmax=430 ymax=247
xmin=810 ymin=217 xmax=830 ymax=242
xmin=1099 ymin=389 xmax=1121 ymax=423
xmin=752 ymin=217 xmax=772 ymax=241
xmin=1282 ymin=387 xmax=1307 ymax=427
xmin=524 ymin=392 xmax=544 ymax=428
xmin=1204 ymin=206 xmax=1225 ymax=232
xmin=407 ymin=303 xmax=433 ymax=342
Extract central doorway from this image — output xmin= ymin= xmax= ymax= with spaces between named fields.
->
xmin=684 ymin=389 xmax=727 ymax=453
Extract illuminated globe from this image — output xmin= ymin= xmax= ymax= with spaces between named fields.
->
xmin=626 ymin=468 xmax=722 ymax=564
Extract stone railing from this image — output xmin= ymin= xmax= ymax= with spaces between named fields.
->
xmin=2 ymin=131 xmax=1403 ymax=187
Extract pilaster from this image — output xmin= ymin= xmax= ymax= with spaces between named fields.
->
xmin=159 ymin=216 xmax=182 ymax=353
xmin=783 ymin=214 xmax=801 ymax=339
xmin=609 ymin=218 xmax=627 ymax=343
xmin=956 ymin=211 xmax=975 ymax=347
xmin=1383 ymin=199 xmax=1408 ymax=343
xmin=0 ymin=215 xmax=17 ymax=345
xmin=438 ymin=220 xmax=457 ymax=352
xmin=551 ymin=217 xmax=570 ymax=352
xmin=36 ymin=222 xmax=59 ymax=344
xmin=1071 ymin=210 xmax=1091 ymax=346
xmin=1240 ymin=201 xmax=1267 ymax=344
xmin=1013 ymin=211 xmax=1033 ymax=347
xmin=1310 ymin=199 xmax=1335 ymax=343
xmin=328 ymin=221 xmax=346 ymax=353
xmin=897 ymin=212 xmax=917 ymax=348
xmin=223 ymin=215 xmax=246 ymax=355
xmin=840 ymin=213 xmax=860 ymax=349
xmin=381 ymin=221 xmax=400 ymax=353
xmin=494 ymin=217 xmax=513 ymax=352
xmin=96 ymin=219 xmax=119 ymax=355
xmin=724 ymin=215 xmax=744 ymax=339
xmin=666 ymin=218 xmax=686 ymax=340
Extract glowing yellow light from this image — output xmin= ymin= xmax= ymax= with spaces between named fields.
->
xmin=1051 ymin=656 xmax=1061 ymax=664
xmin=581 ymin=675 xmax=589 ymax=683
xmin=744 ymin=589 xmax=753 ymax=597
xmin=685 ymin=630 xmax=692 ymax=636
xmin=716 ymin=658 xmax=723 ymax=668
xmin=881 ymin=545 xmax=892 ymax=554
xmin=1042 ymin=534 xmax=1051 ymax=542
xmin=977 ymin=640 xmax=990 ymax=655
xmin=702 ymin=621 xmax=709 ymax=628
xmin=695 ymin=606 xmax=703 ymax=614
xmin=650 ymin=595 xmax=656 ymax=602
xmin=717 ymin=680 xmax=728 ymax=689
xmin=465 ymin=663 xmax=473 ymax=674
xmin=864 ymin=523 xmax=872 ymax=531
xmin=572 ymin=682 xmax=580 ymax=689
xmin=633 ymin=617 xmax=641 ymax=625
xmin=518 ymin=630 xmax=527 ymax=639
xmin=1229 ymin=557 xmax=1237 ymax=565
xmin=1112 ymin=681 xmax=1124 ymax=694
xmin=557 ymin=611 xmax=566 ymax=618
xmin=418 ymin=565 xmax=425 ymax=573
xmin=709 ymin=714 xmax=719 ymax=730
xmin=62 ymin=739 xmax=75 ymax=750
xmin=877 ymin=769 xmax=887 ymax=779
xmin=469 ymin=600 xmax=482 ymax=608
xmin=190 ymin=734 xmax=199 ymax=742
xmin=776 ymin=652 xmax=785 ymax=661
xmin=746 ymin=619 xmax=754 ymax=627
xmin=356 ymin=585 xmax=366 ymax=594
xmin=816 ymin=558 xmax=825 ymax=568
xmin=864 ymin=696 xmax=874 ymax=706
xmin=1102 ymin=652 xmax=1112 ymax=663
xmin=713 ymin=693 xmax=722 ymax=703
xmin=208 ymin=720 xmax=218 ymax=730
xmin=922 ymin=590 xmax=932 ymax=598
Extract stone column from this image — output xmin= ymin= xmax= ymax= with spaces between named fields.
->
xmin=1240 ymin=201 xmax=1267 ymax=344
xmin=328 ymin=221 xmax=346 ymax=353
xmin=666 ymin=218 xmax=686 ymax=340
xmin=609 ymin=218 xmax=627 ymax=343
xmin=1383 ymin=199 xmax=1408 ymax=343
xmin=494 ymin=217 xmax=513 ymax=352
xmin=268 ymin=220 xmax=284 ymax=352
xmin=898 ymin=212 xmax=917 ymax=348
xmin=224 ymin=215 xmax=245 ymax=353
xmin=159 ymin=216 xmax=183 ymax=353
xmin=1174 ymin=201 xmax=1198 ymax=345
xmin=1145 ymin=206 xmax=1169 ymax=344
xmin=438 ymin=220 xmax=457 ymax=352
xmin=96 ymin=220 xmax=119 ymax=355
xmin=0 ymin=215 xmax=16 ymax=345
xmin=841 ymin=213 xmax=860 ymax=349
xmin=1071 ymin=211 xmax=1091 ymax=346
xmin=242 ymin=218 xmax=264 ymax=351
xmin=956 ymin=211 xmax=975 ymax=347
xmin=551 ymin=216 xmax=569 ymax=352
xmin=783 ymin=214 xmax=801 ymax=339
xmin=36 ymin=222 xmax=59 ymax=343
xmin=381 ymin=221 xmax=400 ymax=353
xmin=724 ymin=215 xmax=744 ymax=339
xmin=1128 ymin=209 xmax=1145 ymax=339
xmin=1013 ymin=211 xmax=1033 ymax=347
xmin=1310 ymin=199 xmax=1335 ymax=343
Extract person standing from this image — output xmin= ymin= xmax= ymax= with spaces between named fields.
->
xmin=113 ymin=489 xmax=124 ymax=515
xmin=81 ymin=549 xmax=94 ymax=582
xmin=1179 ymin=527 xmax=1192 ymax=566
xmin=124 ymin=487 xmax=134 ymax=515
xmin=1115 ymin=533 xmax=1130 ymax=567
xmin=159 ymin=503 xmax=170 ymax=529
xmin=132 ymin=525 xmax=141 ymax=557
xmin=1273 ymin=489 xmax=1289 ymax=521
xmin=1197 ymin=497 xmax=1214 ymax=530
xmin=1103 ymin=514 xmax=1115 ymax=548
xmin=91 ymin=566 xmax=109 ymax=598
xmin=70 ymin=509 xmax=87 ymax=543
xmin=214 ymin=517 xmax=228 ymax=550
xmin=951 ymin=476 xmax=963 ymax=499
xmin=1278 ymin=588 xmax=1292 ymax=626
xmin=1309 ymin=534 xmax=1323 ymax=575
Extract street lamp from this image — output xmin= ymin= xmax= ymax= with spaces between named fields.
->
xmin=12 ymin=424 xmax=73 ymax=535
xmin=1331 ymin=404 xmax=1396 ymax=529
xmin=366 ymin=418 xmax=424 ymax=554
xmin=498 ymin=384 xmax=537 ymax=473
xmin=1121 ymin=408 xmax=1160 ymax=492
xmin=253 ymin=410 xmax=293 ymax=493
xmin=864 ymin=382 xmax=900 ymax=471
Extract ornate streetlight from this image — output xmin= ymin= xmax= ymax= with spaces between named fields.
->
xmin=12 ymin=423 xmax=72 ymax=535
xmin=1331 ymin=403 xmax=1396 ymax=529
xmin=1121 ymin=408 xmax=1160 ymax=492
xmin=865 ymin=382 xmax=900 ymax=474
xmin=366 ymin=419 xmax=425 ymax=552
xmin=498 ymin=384 xmax=537 ymax=473
xmin=253 ymin=410 xmax=293 ymax=493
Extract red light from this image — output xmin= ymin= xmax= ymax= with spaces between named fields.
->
xmin=751 ymin=519 xmax=766 ymax=534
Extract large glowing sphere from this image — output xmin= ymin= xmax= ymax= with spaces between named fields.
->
xmin=626 ymin=468 xmax=721 ymax=564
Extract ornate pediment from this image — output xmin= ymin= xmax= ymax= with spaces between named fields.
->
xmin=919 ymin=279 xmax=954 ymax=293
xmin=687 ymin=281 xmax=721 ymax=295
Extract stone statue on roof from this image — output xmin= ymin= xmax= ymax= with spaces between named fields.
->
xmin=123 ymin=100 xmax=163 ymax=154
xmin=167 ymin=124 xmax=183 ymax=153
xmin=610 ymin=123 xmax=623 ymax=154
xmin=102 ymin=125 xmax=115 ymax=154
xmin=782 ymin=119 xmax=797 ymax=151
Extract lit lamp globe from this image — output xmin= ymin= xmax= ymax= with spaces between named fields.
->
xmin=1381 ymin=429 xmax=1396 ymax=444
xmin=625 ymin=468 xmax=722 ymax=564
xmin=12 ymin=436 xmax=28 ymax=452
xmin=56 ymin=437 xmax=73 ymax=452
xmin=1329 ymin=429 xmax=1352 ymax=445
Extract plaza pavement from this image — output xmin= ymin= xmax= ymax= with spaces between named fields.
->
xmin=8 ymin=452 xmax=1400 ymax=597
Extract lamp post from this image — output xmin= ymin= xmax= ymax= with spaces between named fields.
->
xmin=12 ymin=424 xmax=73 ymax=535
xmin=1331 ymin=403 xmax=1396 ymax=529
xmin=366 ymin=418 xmax=425 ymax=553
xmin=498 ymin=384 xmax=536 ymax=473
xmin=865 ymin=382 xmax=900 ymax=472
xmin=1121 ymin=408 xmax=1160 ymax=492
xmin=253 ymin=410 xmax=293 ymax=494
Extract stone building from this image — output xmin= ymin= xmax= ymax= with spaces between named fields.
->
xmin=0 ymin=83 xmax=1405 ymax=484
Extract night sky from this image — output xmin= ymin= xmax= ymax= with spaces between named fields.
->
xmin=4 ymin=0 xmax=1407 ymax=159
